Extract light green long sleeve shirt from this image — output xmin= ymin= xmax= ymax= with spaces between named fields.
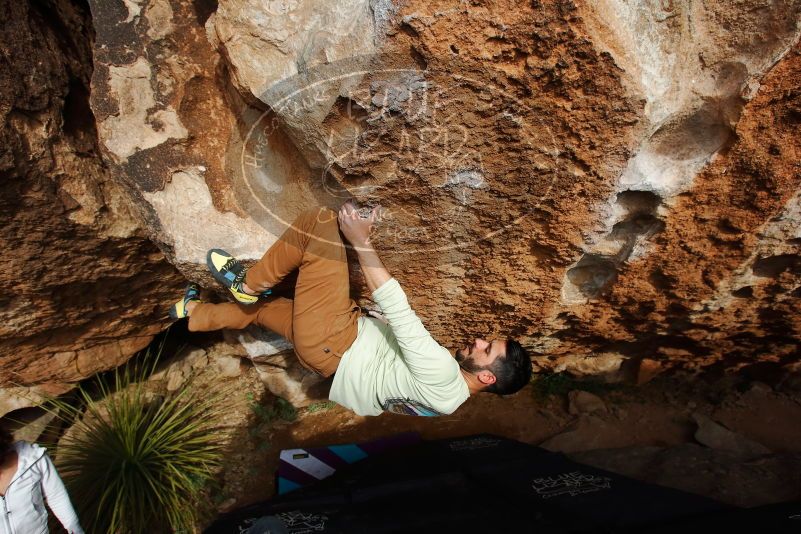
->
xmin=329 ymin=278 xmax=470 ymax=416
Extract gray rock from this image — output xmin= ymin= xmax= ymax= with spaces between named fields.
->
xmin=568 ymin=390 xmax=608 ymax=415
xmin=540 ymin=416 xmax=610 ymax=454
xmin=748 ymin=381 xmax=773 ymax=395
xmin=0 ymin=387 xmax=48 ymax=418
xmin=228 ymin=326 xmax=328 ymax=407
xmin=692 ymin=413 xmax=771 ymax=458
xmin=13 ymin=410 xmax=57 ymax=444
xmin=165 ymin=365 xmax=187 ymax=392
xmin=212 ymin=0 xmax=383 ymax=169
xmin=216 ymin=355 xmax=243 ymax=378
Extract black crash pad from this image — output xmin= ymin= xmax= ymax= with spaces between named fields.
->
xmin=206 ymin=434 xmax=800 ymax=533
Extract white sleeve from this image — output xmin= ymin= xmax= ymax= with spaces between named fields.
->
xmin=372 ymin=278 xmax=457 ymax=385
xmin=39 ymin=453 xmax=84 ymax=534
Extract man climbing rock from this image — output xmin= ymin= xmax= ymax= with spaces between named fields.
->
xmin=170 ymin=201 xmax=532 ymax=416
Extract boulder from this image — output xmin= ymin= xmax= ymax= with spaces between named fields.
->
xmin=70 ymin=0 xmax=801 ymax=386
xmin=211 ymin=0 xmax=390 ymax=170
xmin=0 ymin=384 xmax=72 ymax=418
xmin=4 ymin=0 xmax=801 ymax=394
xmin=0 ymin=0 xmax=184 ymax=390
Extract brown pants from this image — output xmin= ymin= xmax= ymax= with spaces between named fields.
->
xmin=188 ymin=207 xmax=360 ymax=377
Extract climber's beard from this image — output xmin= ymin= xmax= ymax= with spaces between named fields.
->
xmin=455 ymin=346 xmax=483 ymax=373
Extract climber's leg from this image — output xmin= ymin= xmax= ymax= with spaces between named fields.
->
xmin=245 ymin=207 xmax=359 ymax=377
xmin=194 ymin=207 xmax=358 ymax=375
xmin=169 ymin=283 xmax=201 ymax=320
xmin=244 ymin=207 xmax=346 ymax=292
xmin=188 ymin=297 xmax=293 ymax=342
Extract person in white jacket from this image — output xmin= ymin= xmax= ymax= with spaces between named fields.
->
xmin=0 ymin=426 xmax=83 ymax=534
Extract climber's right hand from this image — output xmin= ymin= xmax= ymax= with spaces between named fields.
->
xmin=338 ymin=200 xmax=380 ymax=247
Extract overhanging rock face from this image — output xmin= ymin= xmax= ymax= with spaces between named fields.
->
xmin=0 ymin=0 xmax=185 ymax=392
xmin=86 ymin=0 xmax=801 ymax=393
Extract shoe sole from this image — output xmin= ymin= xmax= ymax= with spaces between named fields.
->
xmin=169 ymin=301 xmax=184 ymax=320
xmin=206 ymin=249 xmax=258 ymax=305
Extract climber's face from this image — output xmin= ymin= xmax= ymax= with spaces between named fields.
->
xmin=455 ymin=338 xmax=506 ymax=372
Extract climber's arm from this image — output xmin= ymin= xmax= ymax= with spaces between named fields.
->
xmin=338 ymin=203 xmax=454 ymax=384
xmin=353 ymin=243 xmax=391 ymax=294
xmin=337 ymin=203 xmax=390 ymax=293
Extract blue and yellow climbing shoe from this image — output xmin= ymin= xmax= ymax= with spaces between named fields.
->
xmin=169 ymin=283 xmax=201 ymax=319
xmin=206 ymin=249 xmax=270 ymax=305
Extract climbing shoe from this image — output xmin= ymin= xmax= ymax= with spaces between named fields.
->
xmin=169 ymin=283 xmax=201 ymax=319
xmin=206 ymin=249 xmax=270 ymax=305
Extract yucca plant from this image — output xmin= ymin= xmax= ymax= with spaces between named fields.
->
xmin=47 ymin=338 xmax=225 ymax=534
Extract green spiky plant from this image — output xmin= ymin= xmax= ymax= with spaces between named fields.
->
xmin=47 ymin=337 xmax=225 ymax=534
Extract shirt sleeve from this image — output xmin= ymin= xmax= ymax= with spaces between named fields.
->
xmin=39 ymin=453 xmax=84 ymax=534
xmin=371 ymin=278 xmax=458 ymax=385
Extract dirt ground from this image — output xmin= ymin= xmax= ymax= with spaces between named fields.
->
xmin=198 ymin=353 xmax=801 ymax=518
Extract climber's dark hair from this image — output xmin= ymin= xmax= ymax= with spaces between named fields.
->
xmin=0 ymin=423 xmax=13 ymax=463
xmin=483 ymin=338 xmax=532 ymax=395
